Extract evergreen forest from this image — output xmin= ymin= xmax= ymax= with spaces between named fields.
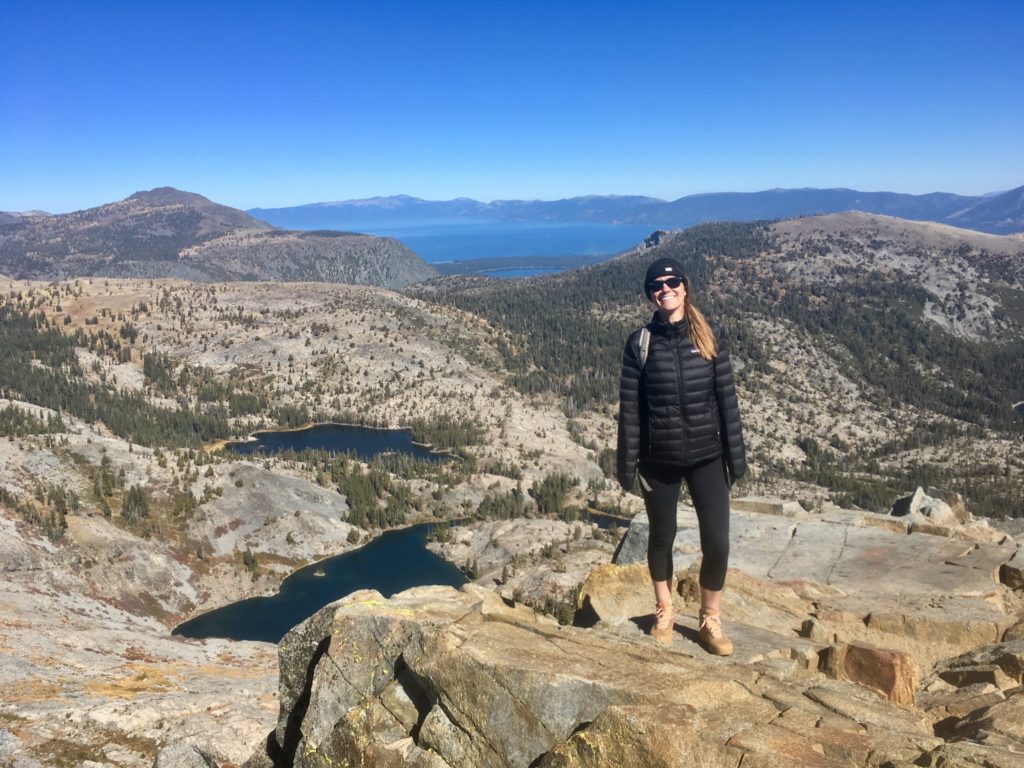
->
xmin=413 ymin=221 xmax=1024 ymax=517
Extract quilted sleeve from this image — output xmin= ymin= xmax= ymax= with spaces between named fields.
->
xmin=616 ymin=331 xmax=643 ymax=491
xmin=713 ymin=330 xmax=747 ymax=486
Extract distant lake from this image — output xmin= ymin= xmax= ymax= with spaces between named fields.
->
xmin=304 ymin=219 xmax=656 ymax=267
xmin=173 ymin=522 xmax=466 ymax=643
xmin=225 ymin=423 xmax=444 ymax=462
xmin=481 ymin=267 xmax=563 ymax=278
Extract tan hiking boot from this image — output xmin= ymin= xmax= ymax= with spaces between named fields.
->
xmin=698 ymin=609 xmax=734 ymax=656
xmin=650 ymin=601 xmax=675 ymax=645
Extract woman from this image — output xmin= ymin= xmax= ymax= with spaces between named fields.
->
xmin=617 ymin=257 xmax=746 ymax=655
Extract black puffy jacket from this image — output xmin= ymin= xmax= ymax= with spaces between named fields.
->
xmin=616 ymin=313 xmax=746 ymax=490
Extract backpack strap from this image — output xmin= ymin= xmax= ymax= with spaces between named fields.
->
xmin=638 ymin=327 xmax=650 ymax=369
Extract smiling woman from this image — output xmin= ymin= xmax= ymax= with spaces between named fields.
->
xmin=617 ymin=256 xmax=747 ymax=656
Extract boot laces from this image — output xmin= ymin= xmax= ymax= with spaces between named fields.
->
xmin=699 ymin=611 xmax=723 ymax=638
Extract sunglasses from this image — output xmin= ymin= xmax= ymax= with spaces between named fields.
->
xmin=646 ymin=276 xmax=685 ymax=294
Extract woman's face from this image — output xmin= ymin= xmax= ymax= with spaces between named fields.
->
xmin=650 ymin=276 xmax=686 ymax=321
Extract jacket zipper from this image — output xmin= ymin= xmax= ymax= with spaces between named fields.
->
xmin=674 ymin=333 xmax=686 ymax=457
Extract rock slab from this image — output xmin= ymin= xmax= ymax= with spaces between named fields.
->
xmin=246 ymin=584 xmax=1024 ymax=768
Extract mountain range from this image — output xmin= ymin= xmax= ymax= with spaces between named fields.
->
xmin=0 ymin=188 xmax=436 ymax=288
xmin=4 ymin=184 xmax=1023 ymax=289
xmin=249 ymin=185 xmax=1024 ymax=235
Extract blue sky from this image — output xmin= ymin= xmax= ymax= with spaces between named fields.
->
xmin=2 ymin=0 xmax=1022 ymax=213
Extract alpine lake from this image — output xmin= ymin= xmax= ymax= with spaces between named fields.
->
xmin=173 ymin=424 xmax=466 ymax=643
xmin=174 ymin=423 xmax=627 ymax=643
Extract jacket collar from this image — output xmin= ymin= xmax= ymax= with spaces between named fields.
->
xmin=650 ymin=311 xmax=690 ymax=338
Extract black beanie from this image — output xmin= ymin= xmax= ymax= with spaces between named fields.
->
xmin=644 ymin=257 xmax=688 ymax=298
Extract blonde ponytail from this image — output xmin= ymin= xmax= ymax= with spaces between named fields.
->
xmin=685 ymin=301 xmax=717 ymax=360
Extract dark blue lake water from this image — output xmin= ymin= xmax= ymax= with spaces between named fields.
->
xmin=323 ymin=220 xmax=655 ymax=265
xmin=174 ymin=522 xmax=466 ymax=643
xmin=225 ymin=423 xmax=443 ymax=462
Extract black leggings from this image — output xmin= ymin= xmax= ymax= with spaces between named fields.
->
xmin=639 ymin=457 xmax=730 ymax=591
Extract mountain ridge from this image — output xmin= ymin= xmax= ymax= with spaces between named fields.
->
xmin=249 ymin=185 xmax=1024 ymax=235
xmin=0 ymin=187 xmax=436 ymax=288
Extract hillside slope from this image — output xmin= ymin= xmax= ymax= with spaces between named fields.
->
xmin=0 ymin=275 xmax=604 ymax=763
xmin=411 ymin=213 xmax=1024 ymax=515
xmin=0 ymin=187 xmax=436 ymax=288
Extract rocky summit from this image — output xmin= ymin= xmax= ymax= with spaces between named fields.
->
xmin=145 ymin=499 xmax=1024 ymax=768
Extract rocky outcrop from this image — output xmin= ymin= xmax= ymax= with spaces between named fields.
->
xmin=611 ymin=499 xmax=1020 ymax=673
xmin=231 ymin=497 xmax=1024 ymax=767
xmin=573 ymin=499 xmax=1024 ymax=764
xmin=0 ymin=556 xmax=278 ymax=767
xmin=237 ymin=580 xmax=1024 ymax=768
xmin=426 ymin=517 xmax=617 ymax=609
xmin=1004 ymin=548 xmax=1024 ymax=590
xmin=0 ymin=467 xmax=280 ymax=767
xmin=892 ymin=486 xmax=972 ymax=527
